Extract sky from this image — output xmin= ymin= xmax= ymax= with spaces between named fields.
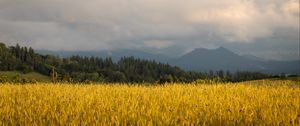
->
xmin=0 ymin=0 xmax=299 ymax=60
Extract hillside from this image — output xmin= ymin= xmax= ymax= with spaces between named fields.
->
xmin=38 ymin=47 xmax=299 ymax=75
xmin=0 ymin=42 xmax=270 ymax=83
xmin=173 ymin=47 xmax=264 ymax=72
xmin=0 ymin=71 xmax=51 ymax=82
xmin=173 ymin=47 xmax=299 ymax=74
xmin=0 ymin=43 xmax=204 ymax=83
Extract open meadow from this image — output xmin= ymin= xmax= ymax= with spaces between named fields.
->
xmin=0 ymin=79 xmax=299 ymax=125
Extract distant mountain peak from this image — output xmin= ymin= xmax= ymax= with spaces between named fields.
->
xmin=187 ymin=47 xmax=234 ymax=57
xmin=216 ymin=46 xmax=234 ymax=52
xmin=194 ymin=47 xmax=229 ymax=51
xmin=216 ymin=46 xmax=227 ymax=50
xmin=194 ymin=47 xmax=208 ymax=51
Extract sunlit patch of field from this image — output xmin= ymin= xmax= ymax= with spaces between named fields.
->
xmin=0 ymin=80 xmax=299 ymax=125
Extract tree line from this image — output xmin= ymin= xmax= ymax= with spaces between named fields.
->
xmin=0 ymin=42 xmax=270 ymax=83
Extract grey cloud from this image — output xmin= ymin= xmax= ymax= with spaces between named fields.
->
xmin=0 ymin=0 xmax=298 ymax=60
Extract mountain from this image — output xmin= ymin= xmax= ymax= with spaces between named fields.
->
xmin=242 ymin=54 xmax=266 ymax=61
xmin=173 ymin=47 xmax=265 ymax=72
xmin=173 ymin=47 xmax=299 ymax=74
xmin=38 ymin=47 xmax=299 ymax=75
xmin=37 ymin=49 xmax=171 ymax=63
xmin=259 ymin=60 xmax=299 ymax=74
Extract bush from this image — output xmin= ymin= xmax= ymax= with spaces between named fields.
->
xmin=195 ymin=77 xmax=223 ymax=84
xmin=12 ymin=75 xmax=36 ymax=84
xmin=0 ymin=75 xmax=10 ymax=83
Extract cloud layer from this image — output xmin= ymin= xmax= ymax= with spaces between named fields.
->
xmin=0 ymin=0 xmax=299 ymax=60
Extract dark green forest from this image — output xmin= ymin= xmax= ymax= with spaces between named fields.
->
xmin=0 ymin=42 xmax=270 ymax=83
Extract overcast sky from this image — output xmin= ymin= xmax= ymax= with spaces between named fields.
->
xmin=0 ymin=0 xmax=299 ymax=60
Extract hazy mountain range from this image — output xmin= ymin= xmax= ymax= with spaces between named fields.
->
xmin=37 ymin=47 xmax=299 ymax=75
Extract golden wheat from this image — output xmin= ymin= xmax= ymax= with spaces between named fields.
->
xmin=0 ymin=80 xmax=299 ymax=125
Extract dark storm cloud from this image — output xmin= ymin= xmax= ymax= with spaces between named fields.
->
xmin=0 ymin=0 xmax=299 ymax=60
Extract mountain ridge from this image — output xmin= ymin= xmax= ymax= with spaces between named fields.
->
xmin=37 ymin=47 xmax=299 ymax=75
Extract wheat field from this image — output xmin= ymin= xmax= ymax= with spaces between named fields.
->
xmin=0 ymin=80 xmax=299 ymax=125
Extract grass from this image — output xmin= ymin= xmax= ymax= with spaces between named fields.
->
xmin=0 ymin=71 xmax=50 ymax=82
xmin=0 ymin=80 xmax=299 ymax=125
